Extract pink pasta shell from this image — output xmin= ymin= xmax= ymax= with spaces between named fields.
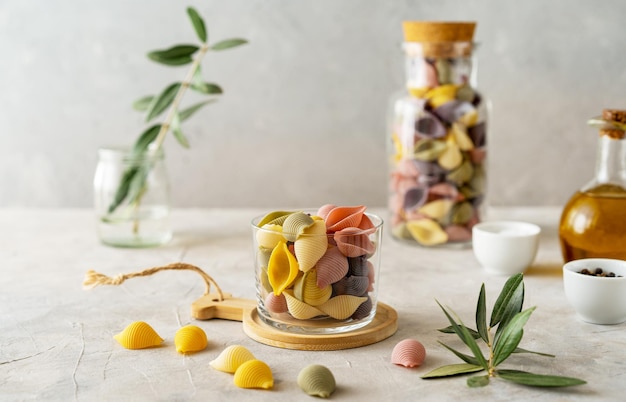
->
xmin=316 ymin=247 xmax=349 ymax=288
xmin=325 ymin=205 xmax=367 ymax=232
xmin=334 ymin=228 xmax=375 ymax=258
xmin=316 ymin=204 xmax=337 ymax=220
xmin=391 ymin=339 xmax=426 ymax=368
xmin=264 ymin=292 xmax=288 ymax=314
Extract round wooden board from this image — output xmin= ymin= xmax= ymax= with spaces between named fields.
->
xmin=242 ymin=302 xmax=398 ymax=351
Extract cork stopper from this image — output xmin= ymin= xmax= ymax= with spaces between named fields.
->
xmin=402 ymin=21 xmax=476 ymax=58
xmin=600 ymin=109 xmax=626 ymax=139
xmin=402 ymin=21 xmax=476 ymax=43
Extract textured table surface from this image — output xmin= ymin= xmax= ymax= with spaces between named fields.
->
xmin=1 ymin=208 xmax=623 ymax=401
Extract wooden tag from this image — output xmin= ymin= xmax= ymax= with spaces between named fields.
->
xmin=191 ymin=292 xmax=256 ymax=321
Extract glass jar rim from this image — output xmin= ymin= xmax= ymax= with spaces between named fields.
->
xmin=98 ymin=146 xmax=165 ymax=162
xmin=251 ymin=210 xmax=383 ymax=236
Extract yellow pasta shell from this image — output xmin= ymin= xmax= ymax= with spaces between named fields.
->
xmin=267 ymin=240 xmax=300 ymax=296
xmin=234 ymin=359 xmax=274 ymax=390
xmin=113 ymin=321 xmax=163 ymax=350
xmin=294 ymin=220 xmax=329 ymax=272
xmin=210 ymin=345 xmax=256 ymax=374
xmin=418 ymin=199 xmax=455 ymax=220
xmin=451 ymin=122 xmax=475 ymax=151
xmin=406 ymin=219 xmax=449 ymax=246
xmin=317 ymin=295 xmax=368 ymax=320
xmin=257 ymin=210 xmax=294 ymax=227
xmin=283 ymin=290 xmax=324 ymax=319
xmin=293 ymin=270 xmax=332 ymax=306
xmin=256 ymin=224 xmax=284 ymax=249
xmin=174 ymin=325 xmax=208 ymax=354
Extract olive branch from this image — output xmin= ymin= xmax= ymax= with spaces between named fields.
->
xmin=423 ymin=273 xmax=586 ymax=388
xmin=107 ymin=7 xmax=247 ymax=219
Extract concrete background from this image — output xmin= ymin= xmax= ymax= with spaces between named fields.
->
xmin=1 ymin=0 xmax=624 ymax=209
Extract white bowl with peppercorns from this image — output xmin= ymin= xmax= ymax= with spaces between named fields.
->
xmin=563 ymin=258 xmax=626 ymax=325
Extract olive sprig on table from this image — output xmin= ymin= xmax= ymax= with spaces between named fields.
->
xmin=422 ymin=273 xmax=586 ymax=388
xmin=108 ymin=6 xmax=247 ymax=215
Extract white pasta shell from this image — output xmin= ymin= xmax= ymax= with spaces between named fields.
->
xmin=209 ymin=345 xmax=256 ymax=374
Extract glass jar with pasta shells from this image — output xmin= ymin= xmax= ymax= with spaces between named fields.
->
xmin=559 ymin=109 xmax=626 ymax=262
xmin=387 ymin=21 xmax=487 ymax=248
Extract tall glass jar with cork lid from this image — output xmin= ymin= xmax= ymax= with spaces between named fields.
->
xmin=559 ymin=109 xmax=626 ymax=261
xmin=388 ymin=21 xmax=487 ymax=247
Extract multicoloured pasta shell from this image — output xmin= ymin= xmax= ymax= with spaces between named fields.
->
xmin=113 ymin=321 xmax=163 ymax=350
xmin=294 ymin=220 xmax=328 ymax=272
xmin=264 ymin=292 xmax=288 ymax=313
xmin=334 ymin=228 xmax=375 ymax=258
xmin=317 ymin=295 xmax=368 ymax=320
xmin=391 ymin=339 xmax=426 ymax=368
xmin=293 ymin=270 xmax=332 ymax=306
xmin=325 ymin=205 xmax=366 ymax=232
xmin=282 ymin=212 xmax=315 ymax=242
xmin=297 ymin=364 xmax=336 ymax=398
xmin=267 ymin=240 xmax=300 ymax=296
xmin=209 ymin=345 xmax=255 ymax=374
xmin=174 ymin=325 xmax=208 ymax=354
xmin=283 ymin=290 xmax=324 ymax=319
xmin=234 ymin=359 xmax=274 ymax=390
xmin=316 ymin=247 xmax=349 ymax=288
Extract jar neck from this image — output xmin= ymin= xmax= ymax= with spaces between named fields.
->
xmin=403 ymin=41 xmax=476 ymax=90
xmin=594 ymin=135 xmax=626 ymax=185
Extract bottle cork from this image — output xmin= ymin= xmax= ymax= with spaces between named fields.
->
xmin=402 ymin=21 xmax=476 ymax=58
xmin=600 ymin=109 xmax=626 ymax=140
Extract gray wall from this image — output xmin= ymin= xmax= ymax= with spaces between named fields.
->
xmin=1 ymin=0 xmax=624 ymax=208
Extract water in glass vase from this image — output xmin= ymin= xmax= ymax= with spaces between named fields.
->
xmin=559 ymin=184 xmax=626 ymax=261
xmin=98 ymin=205 xmax=172 ymax=248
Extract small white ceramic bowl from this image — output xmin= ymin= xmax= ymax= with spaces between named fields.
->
xmin=563 ymin=258 xmax=626 ymax=325
xmin=472 ymin=221 xmax=541 ymax=275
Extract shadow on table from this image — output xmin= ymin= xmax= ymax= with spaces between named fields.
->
xmin=525 ymin=263 xmax=563 ymax=277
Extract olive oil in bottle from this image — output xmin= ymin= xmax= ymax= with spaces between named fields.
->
xmin=559 ymin=109 xmax=626 ymax=262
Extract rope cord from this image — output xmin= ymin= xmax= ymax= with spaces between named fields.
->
xmin=83 ymin=262 xmax=225 ymax=301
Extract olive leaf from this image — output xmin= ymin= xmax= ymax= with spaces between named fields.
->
xmin=421 ymin=363 xmax=484 ymax=379
xmin=427 ymin=274 xmax=586 ymax=388
xmin=133 ymin=95 xmax=155 ymax=112
xmin=187 ymin=7 xmax=207 ymax=43
xmin=476 ymin=283 xmax=488 ymax=343
xmin=211 ymin=38 xmax=248 ymax=51
xmin=145 ymin=83 xmax=181 ymax=122
xmin=467 ymin=375 xmax=490 ymax=388
xmin=497 ymin=370 xmax=586 ymax=387
xmin=106 ymin=7 xmax=246 ymax=217
xmin=148 ymin=44 xmax=199 ymax=66
xmin=436 ymin=300 xmax=488 ymax=370
xmin=171 ymin=112 xmax=189 ymax=148
xmin=490 ymin=273 xmax=523 ymax=327
xmin=179 ymin=99 xmax=216 ymax=122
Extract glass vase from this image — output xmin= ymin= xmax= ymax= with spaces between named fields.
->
xmin=93 ymin=147 xmax=172 ymax=247
xmin=387 ymin=21 xmax=487 ymax=248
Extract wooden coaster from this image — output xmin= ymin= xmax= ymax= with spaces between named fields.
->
xmin=242 ymin=302 xmax=398 ymax=351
